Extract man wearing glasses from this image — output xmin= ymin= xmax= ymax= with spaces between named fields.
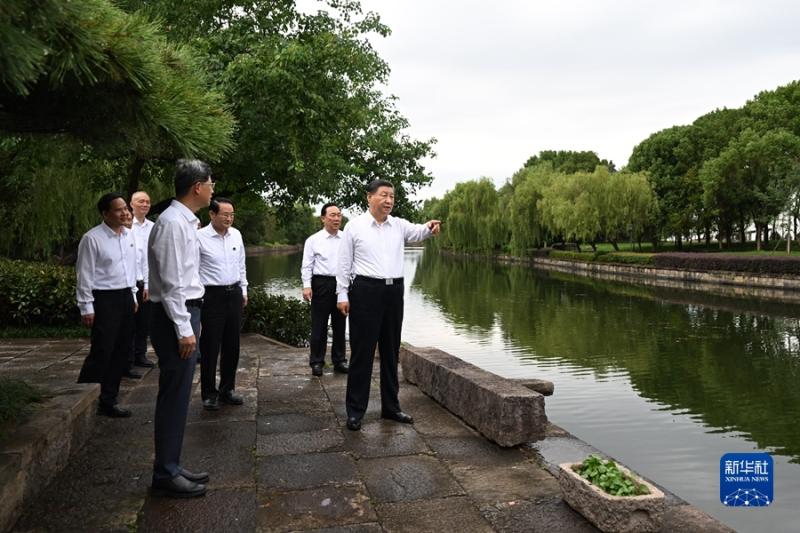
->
xmin=197 ymin=198 xmax=248 ymax=411
xmin=147 ymin=159 xmax=214 ymax=498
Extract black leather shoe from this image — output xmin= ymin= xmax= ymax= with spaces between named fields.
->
xmin=134 ymin=358 xmax=155 ymax=368
xmin=97 ymin=404 xmax=132 ymax=418
xmin=179 ymin=467 xmax=210 ymax=484
xmin=381 ymin=411 xmax=414 ymax=424
xmin=123 ymin=369 xmax=143 ymax=379
xmin=151 ymin=475 xmax=206 ymax=498
xmin=311 ymin=364 xmax=323 ymax=377
xmin=202 ymin=397 xmax=219 ymax=411
xmin=333 ymin=362 xmax=349 ymax=374
xmin=219 ymin=392 xmax=244 ymax=406
xmin=346 ymin=417 xmax=362 ymax=431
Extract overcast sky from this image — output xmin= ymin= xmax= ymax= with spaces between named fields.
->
xmin=348 ymin=0 xmax=800 ymax=200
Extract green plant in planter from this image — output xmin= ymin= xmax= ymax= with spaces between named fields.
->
xmin=573 ymin=455 xmax=650 ymax=496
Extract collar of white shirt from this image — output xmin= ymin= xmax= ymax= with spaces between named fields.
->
xmin=367 ymin=212 xmax=394 ymax=227
xmin=200 ymin=224 xmax=229 ymax=238
xmin=100 ymin=222 xmax=127 ymax=238
xmin=171 ymin=199 xmax=199 ymax=224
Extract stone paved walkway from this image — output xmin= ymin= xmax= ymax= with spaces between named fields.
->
xmin=4 ymin=334 xmax=732 ymax=533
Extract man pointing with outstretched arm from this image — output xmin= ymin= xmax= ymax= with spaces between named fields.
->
xmin=336 ymin=179 xmax=440 ymax=431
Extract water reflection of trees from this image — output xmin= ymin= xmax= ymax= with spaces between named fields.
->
xmin=412 ymin=251 xmax=800 ymax=461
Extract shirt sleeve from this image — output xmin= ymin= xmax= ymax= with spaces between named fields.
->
xmin=402 ymin=219 xmax=433 ymax=243
xmin=75 ymin=234 xmax=96 ymax=316
xmin=239 ymin=233 xmax=248 ymax=297
xmin=152 ymin=219 xmax=194 ymax=338
xmin=336 ymin=228 xmax=355 ymax=303
xmin=300 ymin=236 xmax=314 ymax=288
xmin=141 ymin=238 xmax=149 ymax=290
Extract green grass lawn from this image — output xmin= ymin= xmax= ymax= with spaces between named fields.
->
xmin=590 ymin=241 xmax=800 ymax=255
xmin=0 ymin=378 xmax=43 ymax=440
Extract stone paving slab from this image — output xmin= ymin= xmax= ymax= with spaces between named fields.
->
xmin=257 ymin=485 xmax=376 ymax=532
xmin=258 ymin=452 xmax=359 ymax=491
xmin=375 ymin=496 xmax=494 ymax=533
xmin=5 ymin=333 xmax=734 ymax=532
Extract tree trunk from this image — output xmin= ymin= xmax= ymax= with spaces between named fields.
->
xmin=126 ymin=156 xmax=145 ymax=199
xmin=611 ymin=240 xmax=619 ymax=252
xmin=676 ymin=234 xmax=682 ymax=250
xmin=704 ymin=226 xmax=711 ymax=245
xmin=763 ymin=224 xmax=769 ymax=245
xmin=755 ymin=223 xmax=762 ymax=251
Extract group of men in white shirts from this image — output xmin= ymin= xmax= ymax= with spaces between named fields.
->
xmin=75 ymin=160 xmax=248 ymax=498
xmin=75 ymin=165 xmax=441 ymax=498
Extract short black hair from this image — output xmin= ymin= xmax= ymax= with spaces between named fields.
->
xmin=210 ymin=197 xmax=234 ymax=214
xmin=320 ymin=202 xmax=338 ymax=217
xmin=366 ymin=179 xmax=394 ymax=194
xmin=175 ymin=159 xmax=212 ymax=197
xmin=97 ymin=192 xmax=124 ymax=214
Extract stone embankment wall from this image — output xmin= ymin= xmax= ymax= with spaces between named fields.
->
xmin=400 ymin=345 xmax=549 ymax=447
xmin=494 ymin=255 xmax=800 ymax=303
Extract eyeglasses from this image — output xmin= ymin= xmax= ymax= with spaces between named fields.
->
xmin=197 ymin=179 xmax=216 ymax=190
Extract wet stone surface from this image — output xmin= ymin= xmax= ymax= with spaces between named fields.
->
xmin=4 ymin=333 xmax=728 ymax=532
xmin=257 ymin=485 xmax=376 ymax=532
xmin=258 ymin=452 xmax=359 ymax=491
xmin=357 ymin=455 xmax=464 ymax=503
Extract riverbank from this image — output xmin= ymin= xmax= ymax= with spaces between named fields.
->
xmin=439 ymin=248 xmax=800 ymax=303
xmin=246 ymin=243 xmax=302 ymax=256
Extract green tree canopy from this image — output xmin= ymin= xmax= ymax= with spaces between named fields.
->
xmin=0 ymin=0 xmax=235 ymax=160
xmin=119 ymin=0 xmax=436 ymax=216
xmin=525 ymin=150 xmax=615 ymax=174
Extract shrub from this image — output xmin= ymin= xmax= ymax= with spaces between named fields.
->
xmin=243 ymin=287 xmax=311 ymax=347
xmin=573 ymin=455 xmax=650 ymax=497
xmin=594 ymin=252 xmax=655 ymax=266
xmin=654 ymin=253 xmax=800 ymax=275
xmin=0 ymin=258 xmax=78 ymax=326
xmin=549 ymin=250 xmax=603 ymax=262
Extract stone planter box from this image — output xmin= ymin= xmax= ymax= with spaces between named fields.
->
xmin=558 ymin=462 xmax=665 ymax=533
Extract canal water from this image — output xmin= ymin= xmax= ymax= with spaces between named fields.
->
xmin=247 ymin=248 xmax=800 ymax=533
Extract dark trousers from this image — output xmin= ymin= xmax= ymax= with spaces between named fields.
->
xmin=150 ymin=302 xmax=200 ymax=481
xmin=345 ymin=276 xmax=404 ymax=420
xmin=200 ymin=285 xmax=242 ymax=400
xmin=309 ymin=275 xmax=346 ymax=367
xmin=131 ymin=281 xmax=152 ymax=365
xmin=77 ymin=289 xmax=135 ymax=408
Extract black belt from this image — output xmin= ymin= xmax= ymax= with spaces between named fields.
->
xmin=186 ymin=298 xmax=204 ymax=308
xmin=92 ymin=288 xmax=132 ymax=294
xmin=136 ymin=280 xmax=145 ymax=288
xmin=205 ymin=282 xmax=240 ymax=292
xmin=354 ymin=275 xmax=404 ymax=286
xmin=312 ymin=275 xmax=336 ymax=280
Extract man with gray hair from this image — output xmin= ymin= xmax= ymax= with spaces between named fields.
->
xmin=130 ymin=190 xmax=155 ymax=369
xmin=148 ymin=159 xmax=214 ymax=498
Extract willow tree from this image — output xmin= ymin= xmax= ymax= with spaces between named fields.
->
xmin=506 ymin=163 xmax=558 ymax=253
xmin=431 ymin=179 xmax=504 ymax=254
